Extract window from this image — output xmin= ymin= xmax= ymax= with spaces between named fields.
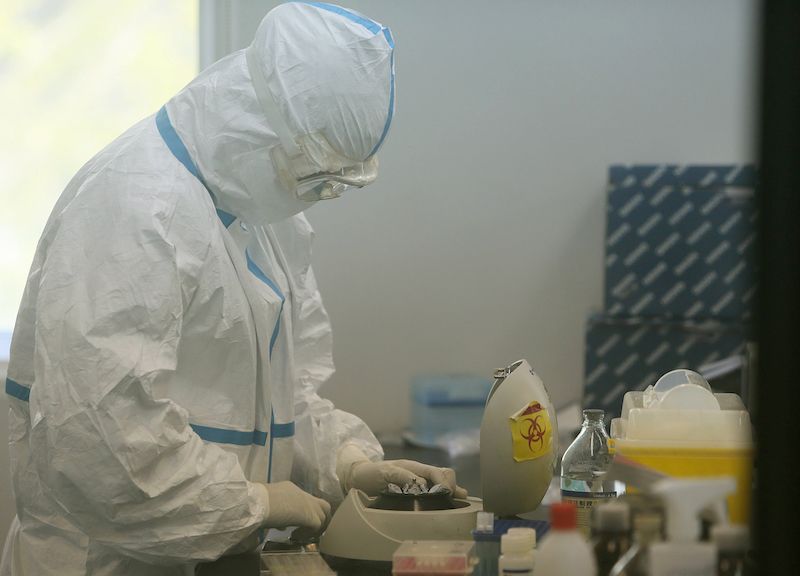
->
xmin=0 ymin=0 xmax=198 ymax=359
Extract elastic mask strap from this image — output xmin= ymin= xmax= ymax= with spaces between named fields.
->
xmin=245 ymin=46 xmax=301 ymax=157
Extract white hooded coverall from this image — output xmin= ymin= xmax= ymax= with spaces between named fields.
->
xmin=1 ymin=2 xmax=395 ymax=574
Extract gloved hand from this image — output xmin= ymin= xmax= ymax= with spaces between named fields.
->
xmin=254 ymin=481 xmax=332 ymax=541
xmin=336 ymin=444 xmax=468 ymax=498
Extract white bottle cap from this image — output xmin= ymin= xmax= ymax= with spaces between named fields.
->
xmin=711 ymin=523 xmax=749 ymax=552
xmin=653 ymin=477 xmax=736 ymax=543
xmin=475 ymin=511 xmax=494 ymax=532
xmin=506 ymin=527 xmax=536 ymax=549
xmin=501 ymin=531 xmax=533 ymax=554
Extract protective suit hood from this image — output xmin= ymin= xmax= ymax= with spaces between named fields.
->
xmin=164 ymin=1 xmax=395 ymax=225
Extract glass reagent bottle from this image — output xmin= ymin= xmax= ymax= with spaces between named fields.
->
xmin=561 ymin=409 xmax=616 ymax=537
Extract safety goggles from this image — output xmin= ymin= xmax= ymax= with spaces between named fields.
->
xmin=246 ymin=47 xmax=379 ymax=203
xmin=270 ymin=133 xmax=379 ymax=202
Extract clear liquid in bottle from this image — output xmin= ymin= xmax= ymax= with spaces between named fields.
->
xmin=561 ymin=409 xmax=616 ymax=537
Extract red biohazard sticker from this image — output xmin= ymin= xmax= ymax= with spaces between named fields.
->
xmin=509 ymin=401 xmax=553 ymax=462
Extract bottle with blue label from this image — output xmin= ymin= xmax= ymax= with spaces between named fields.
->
xmin=560 ymin=409 xmax=616 ymax=537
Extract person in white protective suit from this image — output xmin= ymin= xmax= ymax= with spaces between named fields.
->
xmin=0 ymin=3 xmax=466 ymax=575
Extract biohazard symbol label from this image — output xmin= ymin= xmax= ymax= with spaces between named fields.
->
xmin=509 ymin=401 xmax=553 ymax=462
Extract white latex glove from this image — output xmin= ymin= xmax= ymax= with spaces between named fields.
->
xmin=254 ymin=481 xmax=331 ymax=541
xmin=336 ymin=444 xmax=468 ymax=499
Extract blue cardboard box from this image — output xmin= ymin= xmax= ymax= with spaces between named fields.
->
xmin=605 ymin=165 xmax=758 ymax=321
xmin=583 ymin=315 xmax=747 ymax=418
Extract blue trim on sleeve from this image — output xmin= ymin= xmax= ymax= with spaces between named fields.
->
xmin=190 ymin=423 xmax=269 ymax=446
xmin=5 ymin=378 xmax=30 ymax=402
xmin=271 ymin=420 xmax=295 ymax=438
xmin=155 ymin=106 xmax=236 ymax=229
xmin=4 ymin=378 xmax=272 ymax=448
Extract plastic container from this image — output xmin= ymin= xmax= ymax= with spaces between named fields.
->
xmin=409 ymin=375 xmax=493 ymax=446
xmin=535 ymin=502 xmax=597 ymax=576
xmin=611 ymin=369 xmax=753 ymax=523
xmin=392 ymin=541 xmax=477 ymax=575
xmin=561 ymin=409 xmax=617 ymax=537
xmin=648 ymin=477 xmax=735 ymax=576
xmin=471 ymin=516 xmax=549 ymax=576
xmin=498 ymin=528 xmax=535 ymax=575
xmin=505 ymin=527 xmax=536 ymax=550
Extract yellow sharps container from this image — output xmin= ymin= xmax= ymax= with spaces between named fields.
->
xmin=610 ymin=369 xmax=753 ymax=523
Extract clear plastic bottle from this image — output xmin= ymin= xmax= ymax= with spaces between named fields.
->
xmin=535 ymin=501 xmax=597 ymax=576
xmin=561 ymin=409 xmax=616 ymax=537
xmin=591 ymin=501 xmax=631 ymax=576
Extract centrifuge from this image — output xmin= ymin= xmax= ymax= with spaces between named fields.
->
xmin=319 ymin=359 xmax=558 ymax=562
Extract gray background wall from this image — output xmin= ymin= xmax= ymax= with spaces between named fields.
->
xmin=1 ymin=0 xmax=757 ymax=547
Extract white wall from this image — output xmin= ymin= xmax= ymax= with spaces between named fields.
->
xmin=200 ymin=0 xmax=758 ymax=434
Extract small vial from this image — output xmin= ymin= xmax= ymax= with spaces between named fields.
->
xmin=476 ymin=511 xmax=494 ymax=533
xmin=472 ymin=512 xmax=499 ymax=576
xmin=498 ymin=529 xmax=535 ymax=575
